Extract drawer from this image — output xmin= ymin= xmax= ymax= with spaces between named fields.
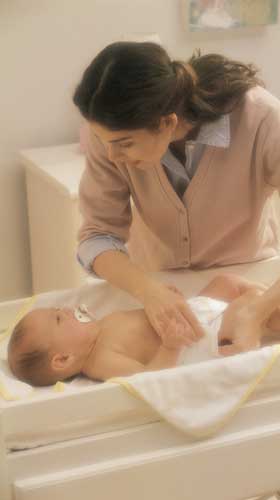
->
xmin=13 ymin=422 xmax=280 ymax=500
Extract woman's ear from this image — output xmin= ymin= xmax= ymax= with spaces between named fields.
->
xmin=159 ymin=113 xmax=178 ymax=132
xmin=51 ymin=353 xmax=76 ymax=373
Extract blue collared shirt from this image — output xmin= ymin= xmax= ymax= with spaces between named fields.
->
xmin=78 ymin=115 xmax=230 ymax=274
xmin=161 ymin=114 xmax=230 ymax=197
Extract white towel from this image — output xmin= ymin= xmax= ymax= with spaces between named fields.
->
xmin=111 ymin=297 xmax=280 ymax=437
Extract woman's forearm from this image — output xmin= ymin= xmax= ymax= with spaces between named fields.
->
xmin=93 ymin=250 xmax=158 ymax=302
xmin=93 ymin=250 xmax=204 ymax=342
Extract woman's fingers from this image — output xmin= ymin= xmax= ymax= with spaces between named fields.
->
xmin=176 ymin=313 xmax=197 ymax=341
xmin=178 ymin=303 xmax=205 ymax=340
xmin=166 ymin=284 xmax=184 ymax=298
xmin=160 ymin=309 xmax=198 ymax=342
xmin=144 ymin=283 xmax=205 ymax=344
xmin=161 ymin=318 xmax=193 ymax=348
xmin=172 ymin=322 xmax=194 ymax=346
xmin=161 ymin=304 xmax=204 ymax=343
xmin=165 ymin=285 xmax=201 ymax=337
xmin=153 ymin=317 xmax=167 ymax=337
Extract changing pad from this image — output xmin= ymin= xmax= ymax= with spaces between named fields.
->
xmin=2 ymin=263 xmax=280 ymax=450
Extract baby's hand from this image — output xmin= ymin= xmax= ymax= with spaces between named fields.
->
xmin=160 ymin=318 xmax=190 ymax=350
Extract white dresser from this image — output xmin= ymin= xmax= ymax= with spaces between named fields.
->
xmin=21 ymin=143 xmax=87 ymax=293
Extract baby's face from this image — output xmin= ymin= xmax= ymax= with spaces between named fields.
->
xmin=25 ymin=307 xmax=94 ymax=354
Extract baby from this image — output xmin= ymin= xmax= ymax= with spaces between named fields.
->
xmin=8 ymin=274 xmax=280 ymax=386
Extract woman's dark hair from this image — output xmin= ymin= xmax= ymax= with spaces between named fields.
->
xmin=73 ymin=41 xmax=263 ymax=130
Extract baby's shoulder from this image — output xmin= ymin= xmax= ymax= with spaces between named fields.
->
xmin=85 ymin=320 xmax=126 ymax=368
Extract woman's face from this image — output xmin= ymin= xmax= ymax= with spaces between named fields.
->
xmin=90 ymin=114 xmax=182 ymax=169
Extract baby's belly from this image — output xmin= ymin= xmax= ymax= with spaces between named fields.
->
xmin=178 ymin=296 xmax=228 ymax=366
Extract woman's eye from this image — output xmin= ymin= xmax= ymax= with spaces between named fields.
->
xmin=56 ymin=314 xmax=60 ymax=324
xmin=120 ymin=143 xmax=133 ymax=149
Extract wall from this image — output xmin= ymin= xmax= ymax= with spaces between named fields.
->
xmin=0 ymin=0 xmax=279 ymax=300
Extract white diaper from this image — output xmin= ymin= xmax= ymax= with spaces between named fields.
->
xmin=178 ymin=296 xmax=228 ymax=366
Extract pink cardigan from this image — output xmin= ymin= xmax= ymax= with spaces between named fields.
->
xmin=78 ymin=86 xmax=280 ymax=271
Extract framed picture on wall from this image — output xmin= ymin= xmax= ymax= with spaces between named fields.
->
xmin=187 ymin=0 xmax=278 ymax=31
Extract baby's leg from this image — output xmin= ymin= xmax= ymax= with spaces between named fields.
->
xmin=199 ymin=275 xmax=280 ymax=346
xmin=198 ymin=273 xmax=265 ymax=303
xmin=263 ymin=310 xmax=280 ymax=342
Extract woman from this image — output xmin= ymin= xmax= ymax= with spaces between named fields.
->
xmin=73 ymin=41 xmax=280 ymax=351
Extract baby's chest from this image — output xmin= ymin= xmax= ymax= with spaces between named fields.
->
xmin=100 ymin=313 xmax=159 ymax=361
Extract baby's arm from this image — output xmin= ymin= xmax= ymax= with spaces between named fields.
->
xmin=84 ymin=346 xmax=182 ymax=381
xmin=84 ymin=352 xmax=146 ymax=380
xmin=84 ymin=319 xmax=185 ymax=381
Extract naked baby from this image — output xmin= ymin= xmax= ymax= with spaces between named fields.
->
xmin=8 ymin=274 xmax=280 ymax=386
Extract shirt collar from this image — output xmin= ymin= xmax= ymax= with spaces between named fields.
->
xmin=194 ymin=114 xmax=230 ymax=148
xmin=160 ymin=114 xmax=230 ymax=171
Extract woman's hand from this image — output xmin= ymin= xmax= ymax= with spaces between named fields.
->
xmin=141 ymin=282 xmax=205 ymax=346
xmin=160 ymin=318 xmax=189 ymax=350
xmin=218 ymin=289 xmax=265 ymax=356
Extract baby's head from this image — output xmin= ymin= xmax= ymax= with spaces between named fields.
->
xmin=8 ymin=307 xmax=97 ymax=386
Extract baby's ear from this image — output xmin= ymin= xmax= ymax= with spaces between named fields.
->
xmin=51 ymin=353 xmax=75 ymax=372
